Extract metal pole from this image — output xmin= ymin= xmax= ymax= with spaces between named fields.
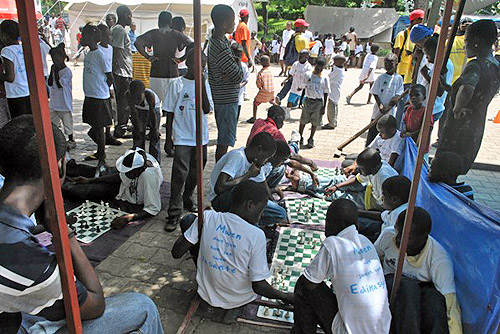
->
xmin=390 ymin=0 xmax=454 ymax=304
xmin=15 ymin=0 xmax=82 ymax=333
xmin=193 ymin=0 xmax=204 ymax=235
xmin=442 ymin=0 xmax=467 ymax=74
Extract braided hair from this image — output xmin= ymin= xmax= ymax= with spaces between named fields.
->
xmin=48 ymin=43 xmax=68 ymax=89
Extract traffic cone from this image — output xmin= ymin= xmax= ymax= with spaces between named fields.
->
xmin=493 ymin=110 xmax=500 ymax=124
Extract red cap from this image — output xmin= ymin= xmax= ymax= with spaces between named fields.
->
xmin=294 ymin=19 xmax=309 ymax=27
xmin=239 ymin=8 xmax=249 ymax=17
xmin=409 ymin=9 xmax=425 ymax=21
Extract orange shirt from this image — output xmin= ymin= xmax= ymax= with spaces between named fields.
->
xmin=234 ymin=21 xmax=251 ymax=63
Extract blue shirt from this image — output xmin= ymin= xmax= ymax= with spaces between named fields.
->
xmin=129 ymin=30 xmax=137 ymax=52
xmin=431 ymin=59 xmax=454 ymax=116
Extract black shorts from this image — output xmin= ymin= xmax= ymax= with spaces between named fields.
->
xmin=7 ymin=96 xmax=31 ymax=119
xmin=82 ymin=96 xmax=112 ymax=128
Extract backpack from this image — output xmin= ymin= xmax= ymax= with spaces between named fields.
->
xmin=284 ymin=33 xmax=299 ymax=67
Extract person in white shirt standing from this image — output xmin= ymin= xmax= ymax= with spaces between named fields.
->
xmin=375 ymin=207 xmax=462 ymax=334
xmin=324 ymin=54 xmax=346 ymax=130
xmin=172 ymin=180 xmax=294 ymax=310
xmin=284 ymin=50 xmax=312 ymax=108
xmin=292 ymin=199 xmax=391 ymax=334
xmin=323 ymin=34 xmax=335 ymax=68
xmin=346 ymin=44 xmax=380 ymax=106
xmin=48 ymin=44 xmax=75 ymax=149
xmin=279 ymin=21 xmax=294 ymax=76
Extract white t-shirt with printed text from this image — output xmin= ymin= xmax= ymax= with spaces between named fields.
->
xmin=304 ymin=225 xmax=391 ymax=334
xmin=370 ymin=73 xmax=404 ymax=119
xmin=368 ymin=130 xmax=404 ymax=162
xmin=83 ymin=49 xmax=110 ymax=99
xmin=184 ymin=210 xmax=271 ymax=309
xmin=289 ymin=61 xmax=313 ymax=95
xmin=357 ymin=161 xmax=398 ymax=207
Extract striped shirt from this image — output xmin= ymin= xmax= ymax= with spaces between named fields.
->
xmin=207 ymin=36 xmax=243 ymax=105
xmin=0 ymin=204 xmax=88 ymax=331
xmin=450 ymin=182 xmax=474 ymax=200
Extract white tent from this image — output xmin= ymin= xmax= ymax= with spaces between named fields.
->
xmin=65 ymin=0 xmax=258 ymax=53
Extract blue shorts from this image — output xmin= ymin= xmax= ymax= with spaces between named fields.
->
xmin=214 ymin=103 xmax=239 ymax=146
xmin=288 ymin=93 xmax=304 ymax=107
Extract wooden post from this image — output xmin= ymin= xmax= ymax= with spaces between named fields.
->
xmin=390 ymin=0 xmax=454 ymax=303
xmin=15 ymin=0 xmax=82 ymax=333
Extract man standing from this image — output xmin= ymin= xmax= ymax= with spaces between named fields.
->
xmin=106 ymin=13 xmax=117 ymax=29
xmin=111 ymin=5 xmax=133 ymax=138
xmin=234 ymin=8 xmax=253 ymax=70
xmin=49 ymin=13 xmax=56 ymax=44
xmin=129 ymin=21 xmax=137 ymax=53
xmin=55 ymin=13 xmax=68 ymax=41
xmin=346 ymin=27 xmax=357 ymax=68
xmin=279 ymin=21 xmax=293 ymax=76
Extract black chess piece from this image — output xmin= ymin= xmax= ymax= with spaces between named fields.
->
xmin=311 ymin=203 xmax=315 ymax=213
xmin=84 ymin=221 xmax=89 ymax=229
xmin=96 ymin=225 xmax=101 ymax=233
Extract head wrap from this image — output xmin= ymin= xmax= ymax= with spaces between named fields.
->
xmin=410 ymin=24 xmax=433 ymax=43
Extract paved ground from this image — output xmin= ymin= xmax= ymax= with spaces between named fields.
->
xmin=67 ymin=62 xmax=500 ymax=333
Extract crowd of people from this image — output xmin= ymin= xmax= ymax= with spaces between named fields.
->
xmin=0 ymin=3 xmax=498 ymax=334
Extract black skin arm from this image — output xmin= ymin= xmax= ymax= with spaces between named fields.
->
xmin=215 ymin=165 xmax=260 ymax=195
xmin=70 ymin=173 xmax=121 ymax=185
xmin=111 ymin=210 xmax=153 ymax=229
xmin=105 ymin=72 xmax=114 ymax=87
xmin=134 ymin=37 xmax=157 ymax=63
xmin=241 ymin=40 xmax=253 ymax=67
xmin=388 ymin=153 xmax=399 ymax=167
xmin=202 ymin=75 xmax=211 ymax=114
xmin=145 ymin=91 xmax=159 ymax=139
xmin=0 ymin=58 xmax=15 ymax=83
xmin=165 ymin=112 xmax=174 ymax=153
xmin=252 ymin=280 xmax=294 ymax=304
xmin=358 ymin=209 xmax=382 ymax=220
xmin=324 ymin=175 xmax=359 ymax=196
xmin=290 ymin=153 xmax=318 ymax=170
xmin=172 ymin=235 xmax=193 ymax=259
xmin=299 ymin=89 xmax=306 ymax=108
xmin=287 ymin=160 xmax=319 ymax=186
xmin=322 ymin=93 xmax=328 ymax=112
xmin=453 ymin=84 xmax=475 ymax=119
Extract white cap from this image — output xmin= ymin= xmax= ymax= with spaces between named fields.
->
xmin=115 ymin=148 xmax=158 ymax=173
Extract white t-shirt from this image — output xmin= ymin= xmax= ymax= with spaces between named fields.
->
xmin=282 ymin=29 xmax=294 ymax=48
xmin=370 ymin=73 xmax=404 ymax=119
xmin=289 ymin=61 xmax=313 ymax=95
xmin=324 ymin=39 xmax=335 ymax=55
xmin=238 ymin=62 xmax=250 ymax=105
xmin=304 ymin=30 xmax=313 ymax=42
xmin=304 ymin=72 xmax=330 ymax=99
xmin=116 ymin=157 xmax=163 ymax=215
xmin=354 ymin=44 xmax=364 ymax=56
xmin=271 ymin=40 xmax=280 ymax=54
xmin=135 ymin=88 xmax=161 ymax=112
xmin=1 ymin=44 xmax=29 ymax=98
xmin=328 ymin=65 xmax=345 ymax=104
xmin=98 ymin=44 xmax=113 ymax=73
xmin=184 ymin=210 xmax=271 ymax=309
xmin=368 ymin=130 xmax=404 ymax=162
xmin=357 ymin=161 xmax=398 ymax=207
xmin=83 ymin=49 xmax=110 ymax=99
xmin=375 ymin=227 xmax=456 ymax=296
xmin=208 ymin=147 xmax=268 ymax=201
xmin=365 ymin=44 xmax=372 ymax=55
xmin=163 ymin=77 xmax=209 ymax=147
xmin=304 ymin=225 xmax=391 ymax=334
xmin=310 ymin=40 xmax=323 ymax=57
xmin=40 ymin=38 xmax=51 ymax=77
xmin=49 ymin=66 xmax=73 ymax=112
xmin=359 ymin=53 xmax=378 ymax=83
xmin=339 ymin=42 xmax=347 ymax=52
xmin=380 ymin=203 xmax=408 ymax=231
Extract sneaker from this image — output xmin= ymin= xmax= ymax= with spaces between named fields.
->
xmin=164 ymin=216 xmax=180 ymax=232
xmin=290 ymin=130 xmax=301 ymax=142
xmin=105 ymin=136 xmax=122 ymax=146
xmin=307 ymin=138 xmax=315 ymax=149
xmin=274 ymin=96 xmax=281 ymax=105
xmin=322 ymin=124 xmax=336 ymax=130
xmin=67 ymin=140 xmax=76 ymax=149
xmin=346 ymin=96 xmax=352 ymax=105
xmin=246 ymin=117 xmax=255 ymax=124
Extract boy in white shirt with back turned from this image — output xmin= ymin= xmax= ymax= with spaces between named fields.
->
xmin=323 ymin=54 xmax=346 ymax=130
xmin=375 ymin=207 xmax=462 ymax=334
xmin=346 ymin=43 xmax=380 ymax=106
xmin=172 ymin=181 xmax=294 ymax=311
xmin=292 ymin=199 xmax=391 ymax=334
xmin=164 ymin=50 xmax=212 ymax=231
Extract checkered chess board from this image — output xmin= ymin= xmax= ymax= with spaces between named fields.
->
xmin=315 ymin=167 xmax=344 ymax=178
xmin=286 ymin=197 xmax=330 ymax=225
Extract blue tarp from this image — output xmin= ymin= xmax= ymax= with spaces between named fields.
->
xmin=401 ymin=138 xmax=500 ymax=334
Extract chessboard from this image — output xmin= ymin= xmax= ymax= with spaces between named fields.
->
xmin=256 ymin=226 xmax=325 ymax=323
xmin=286 ymin=197 xmax=330 ymax=225
xmin=66 ymin=200 xmax=128 ymax=243
xmin=315 ymin=167 xmax=344 ymax=179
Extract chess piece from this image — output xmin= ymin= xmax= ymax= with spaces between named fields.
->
xmin=285 ymin=310 xmax=290 ymax=319
xmin=96 ymin=224 xmax=101 ymax=233
xmin=311 ymin=202 xmax=315 ymax=213
xmin=85 ymin=200 xmax=90 ymax=208
xmin=264 ymin=307 xmax=270 ymax=316
xmin=84 ymin=221 xmax=89 ymax=229
xmin=298 ymin=233 xmax=304 ymax=244
xmin=273 ymin=308 xmax=280 ymax=317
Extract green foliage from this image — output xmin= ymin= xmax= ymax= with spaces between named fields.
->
xmin=377 ymin=48 xmax=392 ymax=57
xmin=41 ymin=0 xmax=68 ymax=14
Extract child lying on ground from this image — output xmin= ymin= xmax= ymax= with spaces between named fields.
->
xmin=428 ymin=151 xmax=474 ymax=200
xmin=375 ymin=207 xmax=463 ymax=334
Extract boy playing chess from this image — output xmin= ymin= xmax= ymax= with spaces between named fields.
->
xmin=171 ymin=181 xmax=294 ymax=311
xmin=375 ymin=207 xmax=462 ymax=334
xmin=292 ymin=199 xmax=391 ymax=333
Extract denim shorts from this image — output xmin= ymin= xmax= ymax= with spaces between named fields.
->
xmin=214 ymin=103 xmax=239 ymax=146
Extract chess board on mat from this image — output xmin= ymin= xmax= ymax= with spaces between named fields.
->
xmin=286 ymin=198 xmax=330 ymax=225
xmin=256 ymin=226 xmax=325 ymax=323
xmin=315 ymin=167 xmax=344 ymax=179
xmin=66 ymin=201 xmax=128 ymax=243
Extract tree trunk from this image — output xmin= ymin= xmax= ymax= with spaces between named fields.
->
xmin=414 ymin=0 xmax=429 ymax=11
xmin=383 ymin=0 xmax=398 ymax=8
xmin=262 ymin=3 xmax=268 ymax=35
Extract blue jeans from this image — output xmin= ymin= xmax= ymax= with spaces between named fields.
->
xmin=214 ymin=103 xmax=239 ymax=146
xmin=19 ymin=293 xmax=164 ymax=334
xmin=266 ymin=165 xmax=286 ymax=189
xmin=277 ymin=77 xmax=293 ymax=101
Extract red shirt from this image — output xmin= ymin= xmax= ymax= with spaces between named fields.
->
xmin=403 ymin=105 xmax=428 ymax=133
xmin=55 ymin=17 xmax=65 ymax=31
xmin=234 ymin=22 xmax=251 ymax=63
xmin=247 ymin=118 xmax=286 ymax=145
xmin=76 ymin=33 xmax=82 ymax=44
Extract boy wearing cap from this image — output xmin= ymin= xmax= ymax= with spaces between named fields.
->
xmin=234 ymin=9 xmax=253 ymax=69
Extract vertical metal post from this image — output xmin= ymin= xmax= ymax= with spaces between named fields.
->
xmin=193 ymin=0 xmax=204 ymax=234
xmin=390 ymin=0 xmax=454 ymax=303
xmin=15 ymin=0 xmax=82 ymax=333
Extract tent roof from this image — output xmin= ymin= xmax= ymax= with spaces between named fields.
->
xmin=304 ymin=6 xmax=399 ymax=40
xmin=66 ymin=0 xmax=232 ymax=7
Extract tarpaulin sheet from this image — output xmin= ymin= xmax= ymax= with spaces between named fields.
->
xmin=401 ymin=138 xmax=500 ymax=334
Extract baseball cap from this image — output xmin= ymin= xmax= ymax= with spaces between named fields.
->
xmin=409 ymin=9 xmax=425 ymax=21
xmin=239 ymin=8 xmax=249 ymax=17
xmin=294 ymin=19 xmax=309 ymax=28
xmin=116 ymin=148 xmax=158 ymax=173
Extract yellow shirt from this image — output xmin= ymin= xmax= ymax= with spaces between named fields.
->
xmin=295 ymin=33 xmax=309 ymax=53
xmin=394 ymin=28 xmax=415 ymax=79
xmin=449 ymin=35 xmax=467 ymax=83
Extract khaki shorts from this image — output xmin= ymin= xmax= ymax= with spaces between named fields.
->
xmin=300 ymin=98 xmax=323 ymax=127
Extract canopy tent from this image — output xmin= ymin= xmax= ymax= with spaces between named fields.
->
xmin=304 ymin=6 xmax=399 ymax=45
xmin=65 ymin=0 xmax=258 ymax=53
xmin=463 ymin=0 xmax=499 ymax=14
xmin=0 ymin=0 xmax=42 ymax=19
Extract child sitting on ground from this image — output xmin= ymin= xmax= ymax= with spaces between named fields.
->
xmin=428 ymin=151 xmax=474 ymax=200
xmin=48 ymin=43 xmax=75 ymax=149
xmin=127 ymin=80 xmax=161 ymax=163
xmin=171 ymin=181 xmax=293 ymax=316
xmin=375 ymin=207 xmax=463 ymax=334
xmin=323 ymin=54 xmax=346 ymax=130
xmin=367 ymin=53 xmax=404 ymax=146
xmin=164 ymin=50 xmax=212 ymax=231
xmin=248 ymin=55 xmax=274 ymax=123
xmin=402 ymin=84 xmax=428 ymax=144
xmin=299 ymin=56 xmax=330 ymax=149
xmin=325 ymin=148 xmax=398 ymax=211
xmin=358 ymin=175 xmax=411 ymax=242
xmin=346 ymin=44 xmax=379 ymax=105
xmin=292 ymin=199 xmax=391 ymax=333
xmin=285 ymin=50 xmax=312 ymax=108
